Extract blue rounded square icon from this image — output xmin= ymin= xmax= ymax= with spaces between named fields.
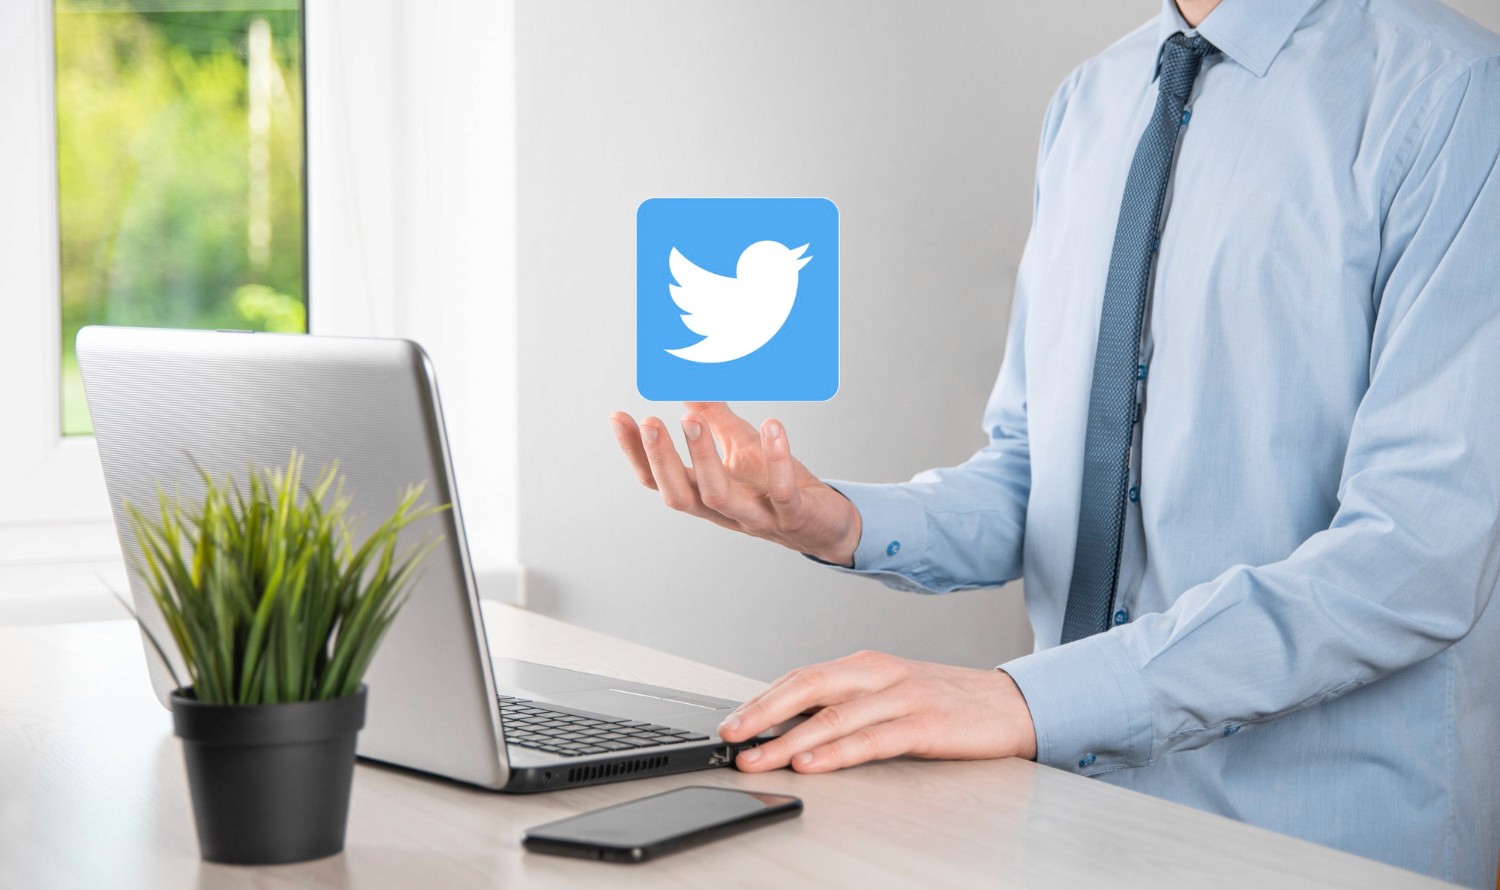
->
xmin=637 ymin=197 xmax=839 ymax=401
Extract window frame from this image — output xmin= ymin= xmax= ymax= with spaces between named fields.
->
xmin=0 ymin=0 xmax=319 ymax=565
xmin=0 ymin=0 xmax=110 ymax=532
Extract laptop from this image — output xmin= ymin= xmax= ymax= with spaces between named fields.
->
xmin=77 ymin=326 xmax=791 ymax=792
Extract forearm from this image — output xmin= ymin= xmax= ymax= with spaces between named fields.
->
xmin=1006 ymin=505 xmax=1498 ymax=774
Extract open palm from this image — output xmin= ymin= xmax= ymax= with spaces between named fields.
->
xmin=610 ymin=402 xmax=862 ymax=566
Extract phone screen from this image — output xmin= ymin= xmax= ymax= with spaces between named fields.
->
xmin=524 ymin=786 xmax=801 ymax=860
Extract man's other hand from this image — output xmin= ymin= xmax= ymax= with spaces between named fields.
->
xmin=610 ymin=402 xmax=863 ymax=566
xmin=718 ymin=651 xmax=1038 ymax=773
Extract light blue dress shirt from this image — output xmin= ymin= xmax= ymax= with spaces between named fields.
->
xmin=826 ymin=0 xmax=1500 ymax=884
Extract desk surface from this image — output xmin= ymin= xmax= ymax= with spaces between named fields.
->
xmin=0 ymin=602 xmax=1448 ymax=889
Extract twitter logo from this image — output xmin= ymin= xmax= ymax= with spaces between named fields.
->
xmin=637 ymin=198 xmax=838 ymax=401
xmin=665 ymin=241 xmax=811 ymax=363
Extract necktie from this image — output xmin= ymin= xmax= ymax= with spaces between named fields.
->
xmin=1060 ymin=33 xmax=1219 ymax=645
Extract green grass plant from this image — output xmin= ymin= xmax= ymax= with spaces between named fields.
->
xmin=123 ymin=453 xmax=445 ymax=706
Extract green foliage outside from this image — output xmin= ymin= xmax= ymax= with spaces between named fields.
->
xmin=125 ymin=454 xmax=447 ymax=706
xmin=55 ymin=1 xmax=305 ymax=435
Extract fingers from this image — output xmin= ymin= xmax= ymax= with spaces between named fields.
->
xmin=686 ymin=402 xmax=761 ymax=451
xmin=680 ymin=412 xmax=760 ymax=521
xmin=638 ymin=416 xmax=701 ymax=512
xmin=734 ymin=690 xmax=910 ymax=773
xmin=760 ymin=419 xmax=804 ymax=522
xmin=786 ymin=718 xmax=920 ymax=774
xmin=631 ymin=415 xmax=742 ymax=531
xmin=728 ymin=660 xmax=832 ymax=733
xmin=719 ymin=651 xmax=907 ymax=743
xmin=618 ymin=407 xmax=819 ymax=545
xmin=610 ymin=412 xmax=656 ymax=489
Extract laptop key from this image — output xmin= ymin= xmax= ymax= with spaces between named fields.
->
xmin=613 ymin=737 xmax=660 ymax=748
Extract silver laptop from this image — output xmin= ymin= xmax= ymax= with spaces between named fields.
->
xmin=78 ymin=326 xmax=786 ymax=792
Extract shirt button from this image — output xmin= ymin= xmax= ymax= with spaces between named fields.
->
xmin=1114 ymin=609 xmax=1129 ymax=625
xmin=1180 ymin=108 xmax=1192 ymax=126
xmin=1079 ymin=753 xmax=1097 ymax=768
xmin=1223 ymin=725 xmax=1240 ymax=736
xmin=1128 ymin=485 xmax=1140 ymax=503
xmin=886 ymin=540 xmax=901 ymax=557
xmin=1137 ymin=363 xmax=1148 ymax=381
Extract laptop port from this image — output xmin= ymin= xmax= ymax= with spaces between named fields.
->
xmin=709 ymin=745 xmax=733 ymax=766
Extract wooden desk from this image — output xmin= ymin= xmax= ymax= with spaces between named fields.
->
xmin=0 ymin=602 xmax=1449 ymax=889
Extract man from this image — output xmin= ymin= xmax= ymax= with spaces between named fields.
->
xmin=611 ymin=0 xmax=1500 ymax=884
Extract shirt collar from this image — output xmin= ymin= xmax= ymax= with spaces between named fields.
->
xmin=1153 ymin=0 xmax=1319 ymax=80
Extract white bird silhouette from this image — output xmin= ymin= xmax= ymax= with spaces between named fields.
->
xmin=664 ymin=240 xmax=812 ymax=363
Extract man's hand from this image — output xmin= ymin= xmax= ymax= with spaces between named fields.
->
xmin=610 ymin=402 xmax=863 ymax=566
xmin=717 ymin=651 xmax=1038 ymax=773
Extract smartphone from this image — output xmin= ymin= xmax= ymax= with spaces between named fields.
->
xmin=522 ymin=786 xmax=803 ymax=863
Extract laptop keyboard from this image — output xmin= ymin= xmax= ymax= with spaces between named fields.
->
xmin=498 ymin=695 xmax=711 ymax=758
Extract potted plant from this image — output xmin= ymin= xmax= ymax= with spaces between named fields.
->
xmin=119 ymin=453 xmax=443 ymax=865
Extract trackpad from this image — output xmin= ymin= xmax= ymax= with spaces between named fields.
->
xmin=552 ymin=688 xmax=731 ymax=723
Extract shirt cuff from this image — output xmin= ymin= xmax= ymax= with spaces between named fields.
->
xmin=800 ymin=481 xmax=935 ymax=593
xmin=999 ymin=631 xmax=1154 ymax=776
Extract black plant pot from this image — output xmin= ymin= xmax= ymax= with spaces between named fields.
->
xmin=171 ymin=686 xmax=367 ymax=865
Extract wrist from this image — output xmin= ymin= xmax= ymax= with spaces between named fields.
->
xmin=812 ymin=486 xmax=862 ymax=568
xmin=997 ymin=669 xmax=1038 ymax=761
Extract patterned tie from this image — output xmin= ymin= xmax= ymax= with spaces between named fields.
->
xmin=1060 ymin=33 xmax=1219 ymax=645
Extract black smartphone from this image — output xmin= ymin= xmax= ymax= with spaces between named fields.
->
xmin=522 ymin=786 xmax=803 ymax=863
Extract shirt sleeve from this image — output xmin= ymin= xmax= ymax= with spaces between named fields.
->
xmin=812 ymin=72 xmax=1082 ymax=595
xmin=1003 ymin=58 xmax=1500 ymax=775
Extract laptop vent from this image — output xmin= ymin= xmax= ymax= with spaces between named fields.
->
xmin=566 ymin=755 xmax=668 ymax=786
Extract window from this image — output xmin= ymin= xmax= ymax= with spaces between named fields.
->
xmin=1 ymin=0 xmax=518 ymax=614
xmin=53 ymin=0 xmax=306 ymax=435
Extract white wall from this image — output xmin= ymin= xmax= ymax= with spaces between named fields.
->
xmin=1450 ymin=0 xmax=1500 ymax=32
xmin=308 ymin=0 xmax=521 ymax=599
xmin=513 ymin=1 xmax=1158 ymax=681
